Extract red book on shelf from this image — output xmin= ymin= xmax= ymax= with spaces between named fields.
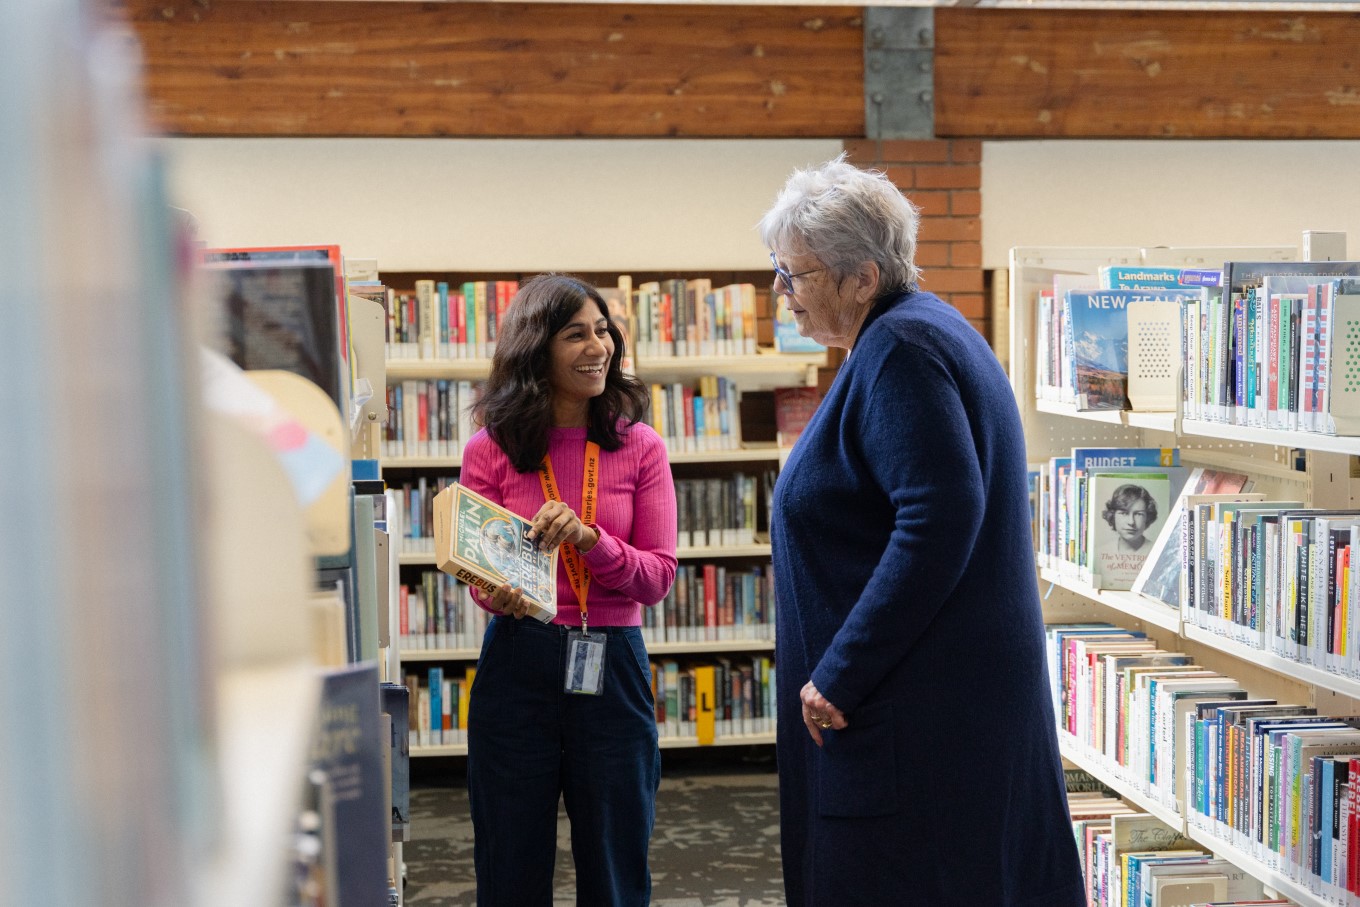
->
xmin=417 ymin=385 xmax=429 ymax=445
xmin=683 ymin=386 xmax=696 ymax=447
xmin=449 ymin=290 xmax=464 ymax=352
xmin=703 ymin=563 xmax=718 ymax=641
xmin=774 ymin=386 xmax=821 ymax=448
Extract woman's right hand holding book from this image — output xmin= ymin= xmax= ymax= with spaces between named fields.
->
xmin=490 ymin=582 xmax=531 ymax=620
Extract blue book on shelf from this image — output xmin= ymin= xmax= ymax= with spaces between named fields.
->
xmin=428 ymin=666 xmax=443 ymax=744
xmin=1071 ymin=447 xmax=1180 ymax=471
xmin=312 ymin=662 xmax=387 ymax=907
xmin=772 ymin=306 xmax=826 ymax=353
xmin=1100 ymin=265 xmax=1222 ymax=289
xmin=380 ymin=682 xmax=411 ymax=842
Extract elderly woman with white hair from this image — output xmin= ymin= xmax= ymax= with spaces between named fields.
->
xmin=762 ymin=156 xmax=1085 ymax=907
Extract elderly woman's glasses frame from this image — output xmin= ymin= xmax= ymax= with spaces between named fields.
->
xmin=770 ymin=251 xmax=826 ymax=294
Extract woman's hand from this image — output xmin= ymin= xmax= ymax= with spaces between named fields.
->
xmin=489 ymin=583 xmax=531 ymax=620
xmin=527 ymin=500 xmax=599 ymax=553
xmin=800 ymin=681 xmax=847 ymax=747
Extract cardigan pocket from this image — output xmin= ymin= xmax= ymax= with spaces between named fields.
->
xmin=816 ymin=699 xmax=898 ymax=818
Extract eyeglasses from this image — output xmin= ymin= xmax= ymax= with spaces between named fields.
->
xmin=770 ymin=251 xmax=826 ymax=294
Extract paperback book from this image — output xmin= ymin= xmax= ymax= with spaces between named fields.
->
xmin=432 ymin=483 xmax=558 ymax=622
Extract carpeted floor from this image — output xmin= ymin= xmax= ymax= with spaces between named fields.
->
xmin=403 ymin=748 xmax=784 ymax=906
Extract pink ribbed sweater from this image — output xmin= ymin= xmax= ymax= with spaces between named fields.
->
xmin=458 ymin=423 xmax=678 ymax=626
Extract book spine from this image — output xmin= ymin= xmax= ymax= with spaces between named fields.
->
xmin=436 ymin=282 xmax=450 ymax=357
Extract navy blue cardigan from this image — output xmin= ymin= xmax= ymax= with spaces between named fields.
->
xmin=772 ymin=289 xmax=1086 ymax=906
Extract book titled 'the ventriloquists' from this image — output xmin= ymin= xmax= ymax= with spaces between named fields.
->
xmin=433 ymin=483 xmax=558 ymax=622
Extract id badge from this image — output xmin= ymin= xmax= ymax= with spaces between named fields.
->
xmin=564 ymin=629 xmax=607 ymax=695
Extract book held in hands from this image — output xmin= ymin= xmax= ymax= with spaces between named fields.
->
xmin=432 ymin=483 xmax=558 ymax=622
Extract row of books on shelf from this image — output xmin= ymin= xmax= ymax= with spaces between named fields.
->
xmin=380 ymin=375 xmax=753 ymax=459
xmin=1032 ymin=445 xmax=1253 ymax=595
xmin=648 ymin=377 xmax=742 ymax=453
xmin=1051 ymin=620 xmax=1360 ymax=905
xmin=642 ymin=563 xmax=776 ymax=644
xmin=1067 ymin=785 xmax=1283 ymax=907
xmin=1049 ymin=621 xmax=1227 ymax=816
xmin=382 ymin=279 xmax=518 ymax=360
xmin=401 ymin=655 xmax=776 ymax=747
xmin=630 ymin=278 xmax=760 ymax=359
xmin=1035 ymin=260 xmax=1360 ymax=436
xmin=397 ymin=565 xmax=776 ymax=650
xmin=1038 ymin=449 xmax=1360 ymax=682
xmin=380 ymin=276 xmax=767 ymax=362
xmin=1185 ymin=700 xmax=1360 ymax=905
xmin=675 ymin=473 xmax=773 ymax=549
xmin=391 ymin=473 xmax=774 ymax=555
xmin=1183 ymin=500 xmax=1360 ymax=681
xmin=383 ymin=378 xmax=484 ymax=459
xmin=399 ymin=572 xmax=490 ymax=651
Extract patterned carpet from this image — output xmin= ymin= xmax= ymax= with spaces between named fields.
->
xmin=403 ymin=748 xmax=784 ymax=906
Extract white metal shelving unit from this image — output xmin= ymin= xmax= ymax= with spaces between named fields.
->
xmin=1012 ymin=242 xmax=1360 ymax=907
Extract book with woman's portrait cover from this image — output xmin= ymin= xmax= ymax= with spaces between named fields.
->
xmin=1086 ymin=472 xmax=1172 ymax=591
xmin=433 ymin=483 xmax=558 ymax=622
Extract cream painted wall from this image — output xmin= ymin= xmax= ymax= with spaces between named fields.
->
xmin=160 ymin=138 xmax=843 ymax=272
xmin=163 ymin=137 xmax=1360 ymax=275
xmin=981 ymin=140 xmax=1360 ymax=269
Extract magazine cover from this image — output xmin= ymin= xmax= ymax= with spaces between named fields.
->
xmin=433 ymin=483 xmax=558 ymax=621
xmin=1087 ymin=472 xmax=1172 ymax=591
xmin=1066 ymin=288 xmax=1201 ymax=411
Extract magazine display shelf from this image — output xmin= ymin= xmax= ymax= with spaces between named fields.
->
xmin=1013 ymin=243 xmax=1360 ymax=907
xmin=385 ymin=347 xmax=825 ymax=755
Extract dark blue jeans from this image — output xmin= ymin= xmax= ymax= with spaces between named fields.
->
xmin=467 ymin=616 xmax=660 ymax=907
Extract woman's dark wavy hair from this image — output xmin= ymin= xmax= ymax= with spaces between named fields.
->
xmin=472 ymin=273 xmax=650 ymax=472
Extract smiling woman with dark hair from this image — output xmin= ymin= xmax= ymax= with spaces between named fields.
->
xmin=459 ymin=273 xmax=677 ymax=906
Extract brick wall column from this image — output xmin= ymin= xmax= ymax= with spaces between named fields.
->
xmin=842 ymin=139 xmax=986 ymax=340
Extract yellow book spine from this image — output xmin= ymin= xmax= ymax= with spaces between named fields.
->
xmin=460 ymin=665 xmax=476 ymax=732
xmin=694 ymin=665 xmax=716 ymax=745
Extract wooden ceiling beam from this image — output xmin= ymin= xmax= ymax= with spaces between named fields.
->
xmin=107 ymin=2 xmax=1360 ymax=140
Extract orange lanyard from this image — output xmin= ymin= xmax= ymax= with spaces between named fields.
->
xmin=538 ymin=441 xmax=600 ymax=628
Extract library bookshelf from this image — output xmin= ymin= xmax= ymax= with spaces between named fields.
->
xmin=383 ymin=324 xmax=822 ymax=758
xmin=1012 ymin=243 xmax=1360 ymax=907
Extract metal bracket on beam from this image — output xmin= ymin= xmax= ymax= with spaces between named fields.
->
xmin=864 ymin=7 xmax=935 ymax=140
